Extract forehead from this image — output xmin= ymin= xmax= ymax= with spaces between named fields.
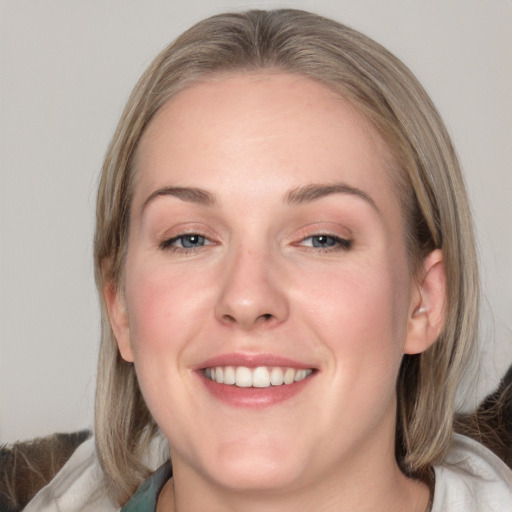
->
xmin=133 ymin=72 xmax=399 ymax=210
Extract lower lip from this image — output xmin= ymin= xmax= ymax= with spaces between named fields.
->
xmin=199 ymin=372 xmax=314 ymax=408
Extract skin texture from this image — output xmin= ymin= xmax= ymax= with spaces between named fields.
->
xmin=106 ymin=73 xmax=446 ymax=512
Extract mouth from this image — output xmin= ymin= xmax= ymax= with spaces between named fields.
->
xmin=196 ymin=355 xmax=317 ymax=408
xmin=203 ymin=366 xmax=314 ymax=388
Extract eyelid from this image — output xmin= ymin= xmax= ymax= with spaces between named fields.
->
xmin=289 ymin=222 xmax=352 ymax=241
xmin=157 ymin=224 xmax=219 ymax=253
xmin=296 ymin=234 xmax=352 ymax=251
xmin=160 ymin=233 xmax=212 ymax=249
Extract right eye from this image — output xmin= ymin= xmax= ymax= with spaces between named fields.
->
xmin=160 ymin=234 xmax=212 ymax=252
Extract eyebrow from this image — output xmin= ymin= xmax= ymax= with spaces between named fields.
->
xmin=141 ymin=186 xmax=217 ymax=213
xmin=141 ymin=181 xmax=378 ymax=214
xmin=285 ymin=183 xmax=379 ymax=212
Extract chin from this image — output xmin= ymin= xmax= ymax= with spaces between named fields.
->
xmin=201 ymin=442 xmax=307 ymax=493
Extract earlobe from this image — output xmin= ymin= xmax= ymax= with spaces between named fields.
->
xmin=404 ymin=249 xmax=446 ymax=355
xmin=103 ymin=275 xmax=134 ymax=363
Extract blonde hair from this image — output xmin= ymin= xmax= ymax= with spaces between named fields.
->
xmin=94 ymin=9 xmax=479 ymax=505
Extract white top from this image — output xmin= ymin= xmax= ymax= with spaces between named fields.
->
xmin=23 ymin=436 xmax=116 ymax=512
xmin=24 ymin=434 xmax=512 ymax=512
xmin=23 ymin=435 xmax=168 ymax=512
xmin=431 ymin=434 xmax=512 ymax=511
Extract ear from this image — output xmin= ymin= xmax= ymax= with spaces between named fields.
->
xmin=102 ymin=262 xmax=134 ymax=363
xmin=404 ymin=249 xmax=446 ymax=355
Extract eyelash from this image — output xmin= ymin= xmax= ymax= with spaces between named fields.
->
xmin=159 ymin=233 xmax=212 ymax=253
xmin=297 ymin=234 xmax=352 ymax=252
xmin=159 ymin=233 xmax=352 ymax=254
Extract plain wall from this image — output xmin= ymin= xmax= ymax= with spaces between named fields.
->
xmin=1 ymin=0 xmax=511 ymax=444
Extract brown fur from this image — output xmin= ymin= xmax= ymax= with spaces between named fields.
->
xmin=0 ymin=367 xmax=510 ymax=511
xmin=0 ymin=430 xmax=91 ymax=512
xmin=454 ymin=365 xmax=512 ymax=467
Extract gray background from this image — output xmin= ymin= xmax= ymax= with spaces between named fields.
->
xmin=1 ymin=0 xmax=511 ymax=443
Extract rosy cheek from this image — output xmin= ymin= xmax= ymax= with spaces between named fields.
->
xmin=124 ymin=266 xmax=172 ymax=349
xmin=298 ymin=261 xmax=405 ymax=357
xmin=125 ymin=262 xmax=210 ymax=352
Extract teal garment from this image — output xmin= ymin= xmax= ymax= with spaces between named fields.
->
xmin=121 ymin=462 xmax=172 ymax=512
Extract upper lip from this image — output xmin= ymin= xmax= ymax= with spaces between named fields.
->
xmin=194 ymin=352 xmax=316 ymax=371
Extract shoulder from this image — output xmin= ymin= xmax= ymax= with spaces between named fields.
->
xmin=23 ymin=435 xmax=118 ymax=512
xmin=22 ymin=432 xmax=169 ymax=512
xmin=432 ymin=434 xmax=512 ymax=512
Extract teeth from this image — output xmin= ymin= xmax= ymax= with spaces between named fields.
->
xmin=204 ymin=366 xmax=313 ymax=388
xmin=270 ymin=367 xmax=284 ymax=386
xmin=235 ymin=367 xmax=252 ymax=388
xmin=294 ymin=369 xmax=307 ymax=382
xmin=283 ymin=368 xmax=295 ymax=384
xmin=223 ymin=366 xmax=236 ymax=385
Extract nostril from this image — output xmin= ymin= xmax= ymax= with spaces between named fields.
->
xmin=222 ymin=314 xmax=236 ymax=324
xmin=220 ymin=312 xmax=273 ymax=328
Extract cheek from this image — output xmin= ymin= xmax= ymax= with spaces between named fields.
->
xmin=297 ymin=256 xmax=411 ymax=377
xmin=305 ymin=259 xmax=408 ymax=327
xmin=123 ymin=261 xmax=212 ymax=359
xmin=122 ymin=263 xmax=212 ymax=427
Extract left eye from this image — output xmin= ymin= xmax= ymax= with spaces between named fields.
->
xmin=299 ymin=235 xmax=351 ymax=250
xmin=160 ymin=234 xmax=210 ymax=250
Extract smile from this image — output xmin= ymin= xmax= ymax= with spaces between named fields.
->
xmin=203 ymin=366 xmax=314 ymax=388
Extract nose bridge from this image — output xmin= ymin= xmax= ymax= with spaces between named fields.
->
xmin=215 ymin=241 xmax=289 ymax=329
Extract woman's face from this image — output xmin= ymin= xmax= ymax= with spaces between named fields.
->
xmin=110 ymin=73 xmax=430 ymax=495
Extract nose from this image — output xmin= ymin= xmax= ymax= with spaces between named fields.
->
xmin=214 ymin=246 xmax=290 ymax=330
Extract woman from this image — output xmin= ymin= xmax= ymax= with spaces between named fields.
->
xmin=22 ymin=9 xmax=512 ymax=512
